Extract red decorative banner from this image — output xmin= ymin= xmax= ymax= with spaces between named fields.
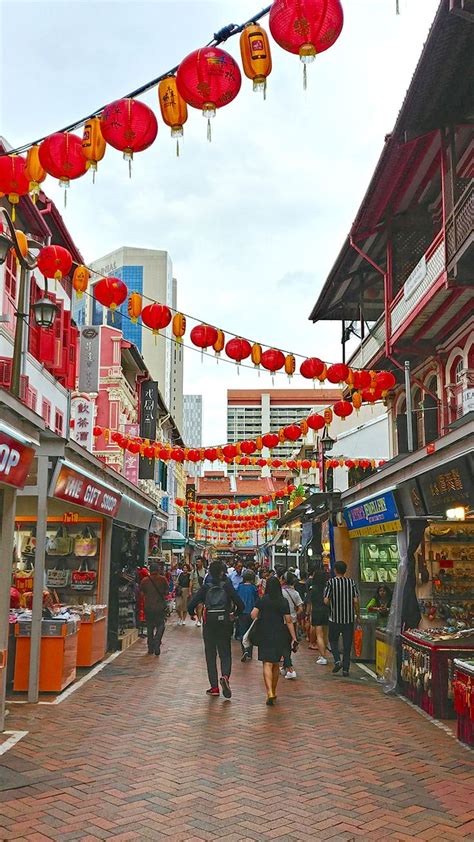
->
xmin=0 ymin=430 xmax=35 ymax=489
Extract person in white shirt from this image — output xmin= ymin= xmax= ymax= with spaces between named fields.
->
xmin=280 ymin=571 xmax=304 ymax=679
xmin=227 ymin=561 xmax=243 ymax=590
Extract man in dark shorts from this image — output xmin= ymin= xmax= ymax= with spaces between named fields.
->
xmin=140 ymin=562 xmax=168 ymax=656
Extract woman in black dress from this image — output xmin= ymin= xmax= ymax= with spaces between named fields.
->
xmin=309 ymin=561 xmax=331 ymax=664
xmin=251 ymin=576 xmax=297 ymax=705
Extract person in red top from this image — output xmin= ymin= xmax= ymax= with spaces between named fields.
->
xmin=140 ymin=562 xmax=169 ymax=656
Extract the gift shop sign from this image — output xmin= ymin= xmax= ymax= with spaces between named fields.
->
xmin=344 ymin=490 xmax=402 ymax=538
xmin=52 ymin=463 xmax=121 ymax=517
xmin=0 ymin=430 xmax=35 ymax=489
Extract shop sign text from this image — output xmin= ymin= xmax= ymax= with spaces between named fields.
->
xmin=53 ymin=464 xmax=121 ymax=517
xmin=0 ymin=432 xmax=35 ymax=489
xmin=344 ymin=491 xmax=402 ymax=538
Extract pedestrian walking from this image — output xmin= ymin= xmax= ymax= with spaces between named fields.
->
xmin=323 ymin=560 xmax=360 ymax=677
xmin=309 ymin=561 xmax=331 ymax=665
xmin=175 ymin=562 xmax=191 ymax=625
xmin=227 ymin=560 xmax=244 ymax=590
xmin=188 ymin=559 xmax=244 ymax=698
xmin=236 ymin=571 xmax=259 ymax=661
xmin=250 ymin=576 xmax=298 ymax=706
xmin=139 ymin=562 xmax=168 ymax=656
xmin=190 ymin=558 xmax=206 ymax=626
xmin=280 ymin=571 xmax=304 ymax=679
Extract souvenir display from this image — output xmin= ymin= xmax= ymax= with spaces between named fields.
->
xmin=453 ymin=658 xmax=474 ymax=747
xmin=359 ymin=536 xmax=400 ymax=584
xmin=418 ymin=522 xmax=474 ymax=629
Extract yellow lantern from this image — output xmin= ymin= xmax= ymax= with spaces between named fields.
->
xmin=82 ymin=117 xmax=106 ymax=181
xmin=72 ymin=265 xmax=90 ymax=299
xmin=128 ymin=291 xmax=142 ymax=323
xmin=352 ymin=391 xmax=362 ymax=412
xmin=239 ymin=24 xmax=272 ymax=97
xmin=158 ymin=76 xmax=188 ymax=156
xmin=284 ymin=354 xmax=295 ymax=379
xmin=213 ymin=329 xmax=225 ymax=357
xmin=251 ymin=342 xmax=262 ymax=369
xmin=318 ymin=363 xmax=328 ymax=383
xmin=12 ymin=230 xmax=28 ymax=260
xmin=323 ymin=408 xmax=333 ymax=426
xmin=172 ymin=312 xmax=186 ymax=343
xmin=25 ymin=145 xmax=46 ymax=202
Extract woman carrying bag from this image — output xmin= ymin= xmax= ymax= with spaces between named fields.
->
xmin=175 ymin=563 xmax=191 ymax=625
xmin=250 ymin=577 xmax=297 ymax=706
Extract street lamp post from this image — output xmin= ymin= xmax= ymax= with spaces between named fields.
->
xmin=283 ymin=537 xmax=290 ymax=571
xmin=318 ymin=426 xmax=336 ymax=493
xmin=0 ymin=207 xmax=59 ymax=397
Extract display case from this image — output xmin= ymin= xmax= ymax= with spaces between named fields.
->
xmin=75 ymin=606 xmax=108 ymax=667
xmin=13 ymin=619 xmax=79 ymax=692
xmin=417 ymin=522 xmax=474 ymax=628
xmin=13 ymin=516 xmax=104 ymax=606
xmin=359 ymin=535 xmax=400 ymax=585
xmin=453 ymin=659 xmax=474 ymax=747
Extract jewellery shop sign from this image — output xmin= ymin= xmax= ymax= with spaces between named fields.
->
xmin=344 ymin=490 xmax=402 ymax=538
xmin=50 ymin=462 xmax=121 ymax=517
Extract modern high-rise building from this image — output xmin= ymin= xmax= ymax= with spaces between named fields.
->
xmin=227 ymin=388 xmax=341 ymax=472
xmin=76 ymin=247 xmax=183 ymax=433
xmin=183 ymin=394 xmax=203 ymax=447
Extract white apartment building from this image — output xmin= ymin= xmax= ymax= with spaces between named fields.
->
xmin=183 ymin=395 xmax=203 ymax=447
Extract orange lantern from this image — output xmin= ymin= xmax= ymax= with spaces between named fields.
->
xmin=323 ymin=408 xmax=333 ymax=426
xmin=352 ymin=392 xmax=363 ymax=412
xmin=172 ymin=312 xmax=186 ymax=343
xmin=239 ymin=24 xmax=272 ymax=97
xmin=72 ymin=265 xmax=90 ymax=299
xmin=82 ymin=117 xmax=106 ymax=181
xmin=25 ymin=146 xmax=46 ymax=202
xmin=284 ymin=354 xmax=295 ymax=379
xmin=12 ymin=230 xmax=28 ymax=260
xmin=128 ymin=292 xmax=142 ymax=323
xmin=318 ymin=363 xmax=327 ymax=383
xmin=158 ymin=76 xmax=188 ymax=156
xmin=251 ymin=342 xmax=262 ymax=369
xmin=213 ymin=329 xmax=225 ymax=357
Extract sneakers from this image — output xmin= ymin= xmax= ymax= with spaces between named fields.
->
xmin=206 ymin=687 xmax=219 ymax=696
xmin=220 ymin=676 xmax=232 ymax=699
xmin=332 ymin=662 xmax=343 ymax=674
xmin=284 ymin=670 xmax=297 ymax=680
xmin=316 ymin=657 xmax=328 ymax=665
xmin=195 ymin=620 xmax=202 ymax=627
xmin=241 ymin=651 xmax=251 ymax=662
xmin=280 ymin=666 xmax=287 ymax=675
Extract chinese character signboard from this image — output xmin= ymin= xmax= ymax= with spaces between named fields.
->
xmin=0 ymin=431 xmax=35 ymax=489
xmin=51 ymin=463 xmax=121 ymax=517
xmin=417 ymin=456 xmax=473 ymax=514
xmin=78 ymin=326 xmax=100 ymax=393
xmin=123 ymin=423 xmax=139 ymax=485
xmin=139 ymin=381 xmax=158 ymax=480
xmin=71 ymin=397 xmax=94 ymax=451
xmin=344 ymin=491 xmax=402 ymax=538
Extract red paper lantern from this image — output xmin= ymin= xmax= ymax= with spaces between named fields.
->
xmin=191 ymin=324 xmax=219 ymax=351
xmin=171 ymin=447 xmax=185 ymax=462
xmin=222 ymin=444 xmax=238 ymax=459
xmin=261 ymin=348 xmax=285 ymax=374
xmin=141 ymin=303 xmax=172 ymax=335
xmin=177 ymin=47 xmax=242 ymax=140
xmin=239 ymin=457 xmax=250 ymax=466
xmin=251 ymin=498 xmax=260 ymax=507
xmin=269 ymin=0 xmax=343 ymax=88
xmin=240 ymin=440 xmax=257 ymax=455
xmin=94 ymin=277 xmax=128 ymax=311
xmin=204 ymin=447 xmax=218 ymax=461
xmin=101 ymin=99 xmax=158 ymax=167
xmin=127 ymin=441 xmax=141 ymax=454
xmin=0 ymin=155 xmax=29 ymax=220
xmin=327 ymin=362 xmax=350 ymax=384
xmin=225 ymin=337 xmax=252 ymax=364
xmin=38 ymin=133 xmax=88 ymax=195
xmin=284 ymin=424 xmax=302 ymax=442
xmin=37 ymin=245 xmax=73 ymax=281
xmin=144 ymin=445 xmax=155 ymax=460
xmin=361 ymin=388 xmax=377 ymax=404
xmin=93 ymin=426 xmax=103 ymax=438
xmin=257 ymin=458 xmax=268 ymax=467
xmin=286 ymin=461 xmax=297 ymax=470
xmin=301 ymin=459 xmax=312 ymax=470
xmin=300 ymin=357 xmax=325 ymax=381
xmin=376 ymin=370 xmax=396 ymax=391
xmin=333 ymin=400 xmax=353 ymax=420
xmin=262 ymin=433 xmax=279 ymax=449
xmin=352 ymin=369 xmax=372 ymax=389
xmin=187 ymin=449 xmax=201 ymax=462
xmin=272 ymin=459 xmax=282 ymax=468
xmin=307 ymin=413 xmax=325 ymax=431
xmin=345 ymin=459 xmax=355 ymax=469
xmin=359 ymin=459 xmax=370 ymax=470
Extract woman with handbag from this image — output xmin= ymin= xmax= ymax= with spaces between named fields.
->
xmin=175 ymin=563 xmax=191 ymax=625
xmin=250 ymin=576 xmax=298 ymax=706
xmin=309 ymin=561 xmax=331 ymax=665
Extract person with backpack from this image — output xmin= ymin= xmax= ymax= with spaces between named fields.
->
xmin=188 ymin=559 xmax=244 ymax=698
xmin=140 ymin=562 xmax=169 ymax=655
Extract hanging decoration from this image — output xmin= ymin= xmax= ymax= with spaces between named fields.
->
xmin=261 ymin=348 xmax=285 ymax=376
xmin=141 ymin=302 xmax=172 ymax=336
xmin=72 ymin=265 xmax=90 ymax=298
xmin=172 ymin=312 xmax=187 ymax=343
xmin=0 ymin=155 xmax=30 ymax=221
xmin=213 ymin=329 xmax=225 ymax=357
xmin=37 ymin=245 xmax=73 ymax=282
xmin=269 ymin=0 xmax=344 ymax=89
xmin=93 ymin=276 xmax=128 ymax=311
xmin=327 ymin=362 xmax=350 ymax=384
xmin=158 ymin=76 xmax=188 ymax=156
xmin=127 ymin=291 xmax=143 ymax=323
xmin=300 ymin=356 xmax=325 ymax=382
xmin=82 ymin=117 xmax=106 ymax=182
xmin=284 ymin=354 xmax=296 ymax=380
xmin=239 ymin=23 xmax=273 ymax=98
xmin=100 ymin=98 xmax=158 ymax=175
xmin=12 ymin=230 xmax=28 ymax=260
xmin=333 ymin=399 xmax=353 ymax=420
xmin=38 ymin=133 xmax=88 ymax=203
xmin=25 ymin=146 xmax=46 ymax=202
xmin=251 ymin=342 xmax=262 ymax=369
xmin=191 ymin=323 xmax=219 ymax=351
xmin=225 ymin=336 xmax=252 ymax=367
xmin=176 ymin=46 xmax=242 ymax=141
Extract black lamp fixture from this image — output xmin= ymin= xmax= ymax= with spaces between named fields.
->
xmin=320 ymin=426 xmax=335 ymax=454
xmin=31 ymin=295 xmax=60 ymax=328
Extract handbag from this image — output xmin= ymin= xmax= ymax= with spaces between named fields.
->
xmin=243 ymin=617 xmax=260 ymax=649
xmin=46 ymin=526 xmax=74 ymax=557
xmin=46 ymin=560 xmax=70 ymax=589
xmin=74 ymin=527 xmax=98 ymax=557
xmin=71 ymin=560 xmax=97 ymax=591
xmin=353 ymin=623 xmax=363 ymax=658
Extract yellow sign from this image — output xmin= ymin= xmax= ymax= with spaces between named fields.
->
xmin=348 ymin=519 xmax=402 ymax=538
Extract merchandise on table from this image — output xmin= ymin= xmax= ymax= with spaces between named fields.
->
xmin=453 ymin=658 xmax=474 ymax=747
xmin=416 ymin=521 xmax=474 ymax=629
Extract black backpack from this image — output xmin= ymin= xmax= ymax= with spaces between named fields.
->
xmin=205 ymin=582 xmax=230 ymax=624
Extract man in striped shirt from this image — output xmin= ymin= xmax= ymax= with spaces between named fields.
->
xmin=324 ymin=561 xmax=360 ymax=677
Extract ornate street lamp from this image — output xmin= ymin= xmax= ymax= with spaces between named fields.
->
xmin=0 ymin=207 xmax=58 ymax=396
xmin=317 ymin=426 xmax=336 ymax=493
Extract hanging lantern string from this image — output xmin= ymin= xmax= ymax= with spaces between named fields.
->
xmin=2 ymin=5 xmax=272 ymax=158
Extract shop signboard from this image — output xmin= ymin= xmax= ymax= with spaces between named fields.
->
xmin=51 ymin=463 xmax=121 ymax=517
xmin=417 ymin=456 xmax=473 ymax=514
xmin=123 ymin=423 xmax=139 ymax=485
xmin=70 ymin=397 xmax=94 ymax=452
xmin=139 ymin=381 xmax=158 ymax=480
xmin=78 ymin=326 xmax=100 ymax=393
xmin=0 ymin=430 xmax=35 ymax=489
xmin=344 ymin=490 xmax=402 ymax=538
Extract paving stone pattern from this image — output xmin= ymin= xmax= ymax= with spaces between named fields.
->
xmin=1 ymin=622 xmax=473 ymax=841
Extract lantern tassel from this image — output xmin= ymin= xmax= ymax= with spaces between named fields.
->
xmin=176 ymin=139 xmax=180 ymax=157
xmin=207 ymin=118 xmax=212 ymax=143
xmin=129 ymin=159 xmax=132 ymax=179
xmin=93 ymin=169 xmax=96 ymax=185
xmin=11 ymin=205 xmax=16 ymax=223
xmin=303 ymin=64 xmax=307 ymax=91
xmin=64 ymin=188 xmax=67 ymax=208
xmin=263 ymin=81 xmax=267 ymax=102
xmin=396 ymin=0 xmax=400 ymax=12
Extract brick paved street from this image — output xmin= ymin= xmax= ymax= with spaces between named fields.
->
xmin=1 ymin=623 xmax=473 ymax=842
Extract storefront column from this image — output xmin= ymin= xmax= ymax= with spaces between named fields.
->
xmin=28 ymin=454 xmax=49 ymax=703
xmin=99 ymin=517 xmax=113 ymax=607
xmin=0 ymin=487 xmax=17 ymax=731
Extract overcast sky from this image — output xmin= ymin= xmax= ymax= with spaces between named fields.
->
xmin=1 ymin=0 xmax=439 ymax=444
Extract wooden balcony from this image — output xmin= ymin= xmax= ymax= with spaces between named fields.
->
xmin=446 ymin=182 xmax=473 ymax=281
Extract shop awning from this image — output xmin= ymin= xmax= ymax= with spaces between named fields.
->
xmin=277 ymin=492 xmax=341 ymax=527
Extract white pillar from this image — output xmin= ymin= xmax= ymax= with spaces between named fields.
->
xmin=0 ymin=487 xmax=17 ymax=731
xmin=28 ymin=454 xmax=49 ymax=703
xmin=99 ymin=517 xmax=113 ymax=607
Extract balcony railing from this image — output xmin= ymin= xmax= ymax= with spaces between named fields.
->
xmin=446 ymin=182 xmax=473 ymax=267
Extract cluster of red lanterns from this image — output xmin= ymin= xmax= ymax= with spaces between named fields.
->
xmin=175 ymin=488 xmax=292 ymax=512
xmin=0 ymin=1 xmax=344 ymax=211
